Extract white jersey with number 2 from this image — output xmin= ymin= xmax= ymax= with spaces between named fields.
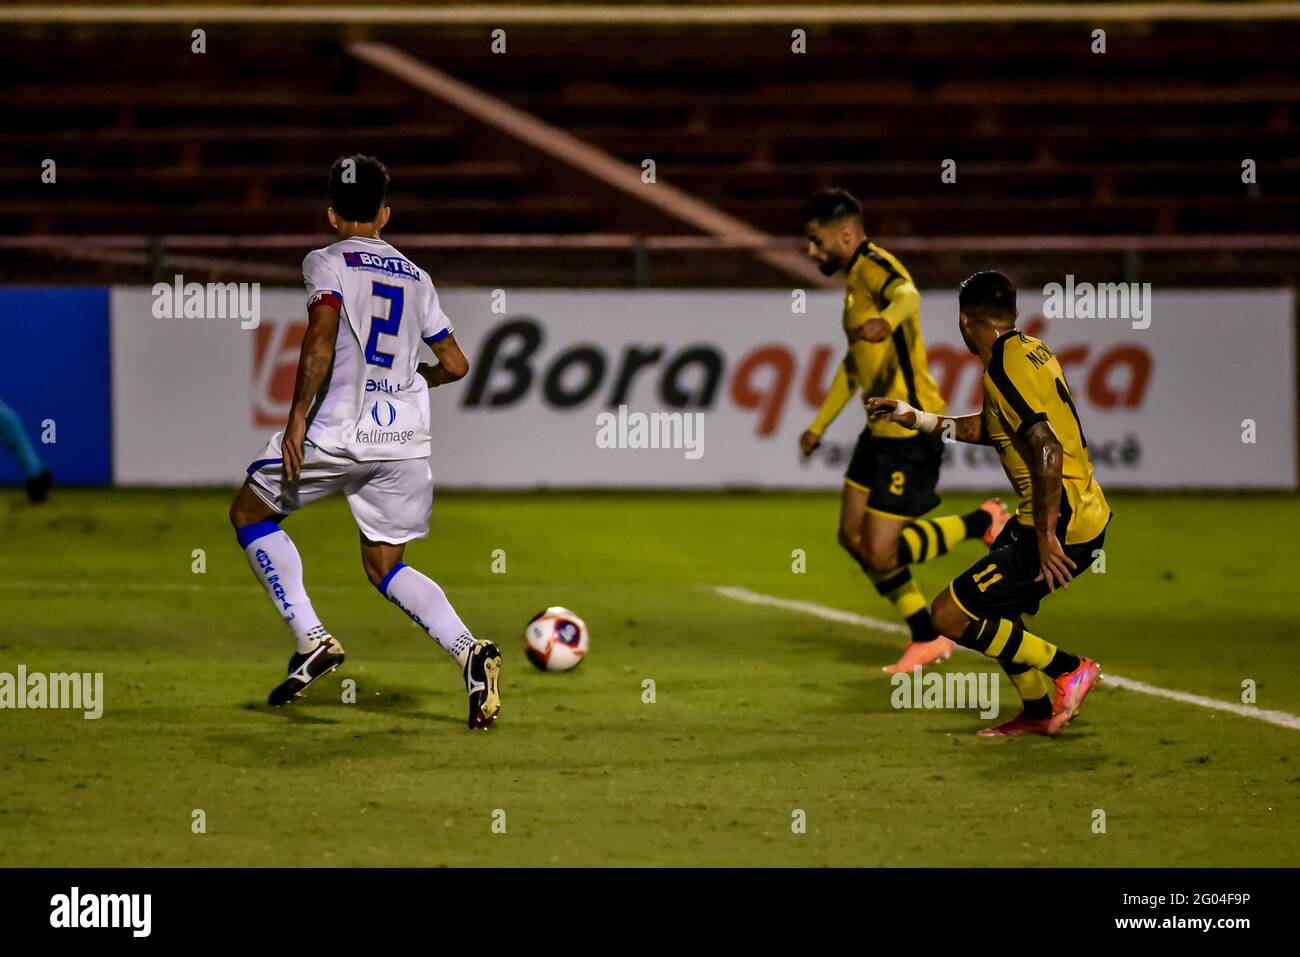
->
xmin=301 ymin=236 xmax=452 ymax=462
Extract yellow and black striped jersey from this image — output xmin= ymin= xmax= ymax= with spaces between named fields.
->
xmin=808 ymin=241 xmax=947 ymax=439
xmin=981 ymin=330 xmax=1111 ymax=544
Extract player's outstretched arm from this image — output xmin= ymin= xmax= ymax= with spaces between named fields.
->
xmin=800 ymin=358 xmax=858 ymax=455
xmin=283 ymin=299 xmax=340 ymax=481
xmin=1022 ymin=418 xmax=1076 ymax=592
xmin=419 ymin=333 xmax=469 ymax=388
xmin=866 ymin=397 xmax=988 ymax=445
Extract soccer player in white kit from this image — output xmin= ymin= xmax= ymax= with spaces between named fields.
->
xmin=228 ymin=155 xmax=501 ymax=729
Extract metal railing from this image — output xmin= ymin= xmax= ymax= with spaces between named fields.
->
xmin=2 ymin=233 xmax=1298 ymax=288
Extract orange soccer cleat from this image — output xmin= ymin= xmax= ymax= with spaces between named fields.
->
xmin=978 ymin=497 xmax=1011 ymax=547
xmin=882 ymin=636 xmax=956 ymax=674
xmin=1050 ymin=657 xmax=1102 ymax=730
xmin=976 ymin=710 xmax=1058 ymax=737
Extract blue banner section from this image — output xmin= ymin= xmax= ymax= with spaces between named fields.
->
xmin=0 ymin=288 xmax=112 ymax=484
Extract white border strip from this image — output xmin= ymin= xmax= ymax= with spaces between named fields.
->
xmin=4 ymin=5 xmax=1300 ymax=25
xmin=712 ymin=585 xmax=1300 ymax=731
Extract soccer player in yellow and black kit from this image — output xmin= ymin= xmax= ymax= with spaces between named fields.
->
xmin=869 ymin=271 xmax=1105 ymax=737
xmin=799 ymin=189 xmax=1008 ymax=674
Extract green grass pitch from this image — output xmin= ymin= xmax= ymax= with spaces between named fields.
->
xmin=1 ymin=488 xmax=1297 ymax=867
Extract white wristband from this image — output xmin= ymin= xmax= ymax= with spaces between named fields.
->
xmin=914 ymin=410 xmax=940 ymax=433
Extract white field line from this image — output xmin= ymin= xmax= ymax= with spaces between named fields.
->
xmin=712 ymin=585 xmax=1300 ymax=732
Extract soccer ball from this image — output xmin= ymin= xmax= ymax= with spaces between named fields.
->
xmin=524 ymin=607 xmax=589 ymax=672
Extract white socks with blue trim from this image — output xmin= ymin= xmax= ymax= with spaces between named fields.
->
xmin=237 ymin=520 xmax=328 ymax=654
xmin=379 ymin=563 xmax=476 ymax=665
xmin=237 ymin=523 xmax=469 ymax=664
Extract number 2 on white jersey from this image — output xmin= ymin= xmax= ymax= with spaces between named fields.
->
xmin=365 ymin=281 xmax=404 ymax=369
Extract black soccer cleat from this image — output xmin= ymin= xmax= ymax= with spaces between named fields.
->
xmin=268 ymin=636 xmax=345 ymax=707
xmin=25 ymin=469 xmax=53 ymax=504
xmin=464 ymin=640 xmax=502 ymax=730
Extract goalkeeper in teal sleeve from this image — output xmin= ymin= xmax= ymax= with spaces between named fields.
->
xmin=0 ymin=398 xmax=52 ymax=503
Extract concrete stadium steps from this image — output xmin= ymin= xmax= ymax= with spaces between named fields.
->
xmin=3 ymin=18 xmax=1299 ymax=242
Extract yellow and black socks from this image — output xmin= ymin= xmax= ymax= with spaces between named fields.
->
xmin=897 ymin=508 xmax=992 ymax=565
xmin=867 ymin=567 xmax=939 ymax=642
xmin=958 ymin=618 xmax=1081 ymax=676
xmin=1000 ymin=661 xmax=1054 ymax=719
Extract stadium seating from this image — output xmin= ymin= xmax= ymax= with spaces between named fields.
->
xmin=3 ymin=18 xmax=1297 ymax=285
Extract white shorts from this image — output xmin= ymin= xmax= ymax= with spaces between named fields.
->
xmin=245 ymin=433 xmax=433 ymax=545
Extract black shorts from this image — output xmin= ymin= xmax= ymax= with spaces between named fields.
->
xmin=949 ymin=517 xmax=1109 ymax=622
xmin=844 ymin=431 xmax=943 ymax=519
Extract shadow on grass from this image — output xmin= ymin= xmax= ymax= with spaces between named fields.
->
xmin=239 ymin=682 xmax=463 ymax=728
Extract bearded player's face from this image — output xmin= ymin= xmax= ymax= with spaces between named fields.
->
xmin=959 ymin=314 xmax=979 ymax=355
xmin=803 ymin=221 xmax=852 ymax=275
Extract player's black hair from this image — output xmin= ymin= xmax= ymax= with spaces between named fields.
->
xmin=958 ymin=271 xmax=1017 ymax=322
xmin=800 ymin=188 xmax=862 ymax=225
xmin=329 ymin=154 xmax=390 ymax=222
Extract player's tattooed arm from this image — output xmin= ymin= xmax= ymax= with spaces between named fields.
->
xmin=866 ymin=398 xmax=990 ymax=444
xmin=419 ymin=333 xmax=469 ymax=388
xmin=946 ymin=413 xmax=990 ymax=445
xmin=283 ymin=300 xmax=340 ymax=481
xmin=1023 ymin=418 xmax=1076 ymax=592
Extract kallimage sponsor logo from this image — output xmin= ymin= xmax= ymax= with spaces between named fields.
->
xmin=371 ymin=399 xmax=398 ymax=427
xmin=50 ymin=887 xmax=151 ymax=937
xmin=356 ymin=428 xmax=415 ymax=445
xmin=0 ymin=665 xmax=103 ymax=719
